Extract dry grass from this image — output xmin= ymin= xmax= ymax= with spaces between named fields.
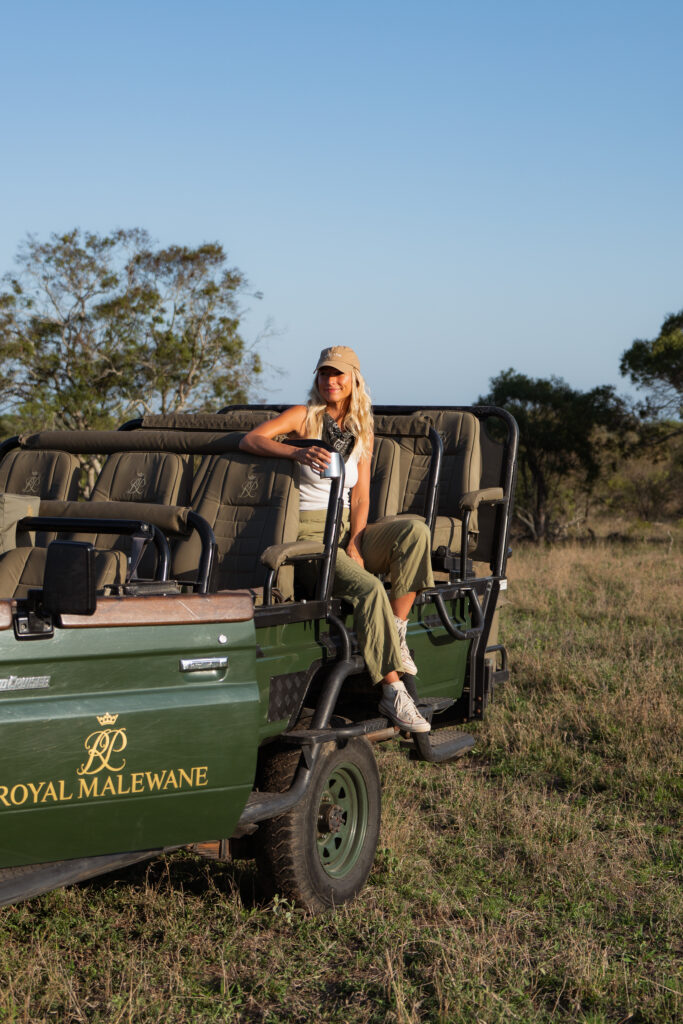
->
xmin=1 ymin=537 xmax=681 ymax=1023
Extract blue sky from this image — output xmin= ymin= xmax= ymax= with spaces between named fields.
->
xmin=1 ymin=0 xmax=681 ymax=407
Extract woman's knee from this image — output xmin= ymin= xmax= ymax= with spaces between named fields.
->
xmin=398 ymin=519 xmax=431 ymax=549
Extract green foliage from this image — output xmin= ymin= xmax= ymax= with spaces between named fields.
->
xmin=620 ymin=309 xmax=683 ymax=418
xmin=0 ymin=229 xmax=263 ymax=431
xmin=599 ymin=431 xmax=683 ymax=521
xmin=480 ymin=369 xmax=631 ymax=541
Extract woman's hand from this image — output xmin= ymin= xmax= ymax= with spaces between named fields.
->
xmin=346 ymin=538 xmax=365 ymax=568
xmin=297 ymin=445 xmax=332 ymax=475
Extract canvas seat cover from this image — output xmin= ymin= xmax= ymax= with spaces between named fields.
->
xmin=0 ymin=545 xmax=126 ymax=601
xmin=90 ymin=450 xmax=192 ymax=506
xmin=172 ymin=452 xmax=299 ymax=597
xmin=0 ymin=449 xmax=81 ymax=547
xmin=420 ymin=410 xmax=482 ymax=551
xmin=369 ymin=437 xmax=401 ymax=521
xmin=69 ymin=452 xmax=193 ymax=573
xmin=372 ymin=411 xmax=482 ymax=555
xmin=142 ymin=410 xmax=278 ymax=433
xmin=372 ymin=414 xmax=435 ymax=520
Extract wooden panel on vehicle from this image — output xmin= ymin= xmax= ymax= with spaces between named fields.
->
xmin=60 ymin=591 xmax=254 ymax=628
xmin=0 ymin=602 xmax=11 ymax=630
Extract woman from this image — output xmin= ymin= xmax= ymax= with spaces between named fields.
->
xmin=239 ymin=345 xmax=434 ymax=734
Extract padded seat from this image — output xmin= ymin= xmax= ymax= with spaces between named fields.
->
xmin=142 ymin=410 xmax=278 ymax=433
xmin=0 ymin=545 xmax=126 ymax=601
xmin=369 ymin=437 xmax=401 ymax=521
xmin=420 ymin=410 xmax=482 ymax=552
xmin=70 ymin=451 xmax=193 ymax=576
xmin=371 ymin=414 xmax=438 ymax=543
xmin=90 ymin=450 xmax=192 ymax=505
xmin=0 ymin=449 xmax=81 ymax=547
xmin=172 ymin=452 xmax=299 ymax=597
xmin=373 ymin=411 xmax=484 ymax=557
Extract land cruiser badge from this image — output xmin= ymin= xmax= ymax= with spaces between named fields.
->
xmin=0 ymin=675 xmax=50 ymax=691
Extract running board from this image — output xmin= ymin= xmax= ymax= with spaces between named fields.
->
xmin=0 ymin=849 xmax=161 ymax=907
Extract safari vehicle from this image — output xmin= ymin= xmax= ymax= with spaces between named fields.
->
xmin=0 ymin=405 xmax=517 ymax=912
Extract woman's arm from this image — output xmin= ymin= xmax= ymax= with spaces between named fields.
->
xmin=238 ymin=406 xmax=332 ymax=471
xmin=346 ymin=450 xmax=371 ymax=568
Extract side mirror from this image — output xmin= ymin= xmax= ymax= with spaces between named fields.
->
xmin=42 ymin=541 xmax=97 ymax=616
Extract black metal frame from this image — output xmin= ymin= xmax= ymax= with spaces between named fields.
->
xmin=18 ymin=516 xmax=171 ymax=582
xmin=1 ymin=405 xmax=518 ymax=730
xmin=218 ymin=403 xmax=518 ymax=723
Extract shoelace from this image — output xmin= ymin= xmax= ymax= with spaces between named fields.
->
xmin=393 ymin=688 xmax=424 ymax=724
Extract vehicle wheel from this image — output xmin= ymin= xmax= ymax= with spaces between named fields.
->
xmin=255 ymin=737 xmax=381 ymax=912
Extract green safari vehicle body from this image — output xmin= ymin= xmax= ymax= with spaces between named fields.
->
xmin=0 ymin=405 xmax=517 ymax=911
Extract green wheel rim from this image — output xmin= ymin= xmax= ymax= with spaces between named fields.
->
xmin=316 ymin=762 xmax=369 ymax=879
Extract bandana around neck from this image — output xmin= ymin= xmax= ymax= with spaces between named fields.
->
xmin=322 ymin=413 xmax=356 ymax=462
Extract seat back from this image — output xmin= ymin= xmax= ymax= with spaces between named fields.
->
xmin=372 ymin=415 xmax=434 ymax=518
xmin=172 ymin=452 xmax=299 ymax=597
xmin=0 ymin=449 xmax=81 ymax=547
xmin=90 ymin=450 xmax=193 ymax=505
xmin=73 ymin=451 xmax=193 ymax=572
xmin=369 ymin=437 xmax=401 ymax=521
xmin=420 ymin=410 xmax=482 ymax=551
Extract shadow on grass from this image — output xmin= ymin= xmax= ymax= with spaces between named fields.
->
xmin=79 ymin=849 xmax=269 ymax=909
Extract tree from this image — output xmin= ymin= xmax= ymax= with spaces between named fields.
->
xmin=479 ymin=370 xmax=630 ymax=542
xmin=620 ymin=311 xmax=683 ymax=419
xmin=0 ymin=229 xmax=263 ymax=432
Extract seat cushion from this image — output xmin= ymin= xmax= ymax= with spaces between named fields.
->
xmin=0 ymin=546 xmax=126 ymax=600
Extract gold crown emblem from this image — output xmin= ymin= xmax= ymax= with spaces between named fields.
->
xmin=97 ymin=712 xmax=118 ymax=726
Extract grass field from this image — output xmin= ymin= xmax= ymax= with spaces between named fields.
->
xmin=1 ymin=538 xmax=681 ymax=1023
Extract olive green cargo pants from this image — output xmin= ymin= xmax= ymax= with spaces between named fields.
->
xmin=297 ymin=512 xmax=434 ymax=683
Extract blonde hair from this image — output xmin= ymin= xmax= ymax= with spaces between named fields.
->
xmin=304 ymin=368 xmax=374 ymax=461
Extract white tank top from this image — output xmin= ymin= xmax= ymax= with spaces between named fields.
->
xmin=299 ymin=447 xmax=360 ymax=511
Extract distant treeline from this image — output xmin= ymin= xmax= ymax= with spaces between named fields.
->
xmin=479 ymin=312 xmax=682 ymax=539
xmin=1 ymin=229 xmax=681 ymax=542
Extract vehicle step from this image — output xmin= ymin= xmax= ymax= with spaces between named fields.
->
xmin=415 ymin=697 xmax=455 ymax=716
xmin=410 ymin=726 xmax=475 ymax=763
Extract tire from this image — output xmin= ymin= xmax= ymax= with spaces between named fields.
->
xmin=255 ymin=737 xmax=381 ymax=912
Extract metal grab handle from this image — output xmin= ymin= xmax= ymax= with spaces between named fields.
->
xmin=432 ymin=587 xmax=484 ymax=641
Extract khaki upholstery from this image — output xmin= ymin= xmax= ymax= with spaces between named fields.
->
xmin=0 ymin=546 xmax=126 ymax=601
xmin=369 ymin=437 xmax=401 ymax=521
xmin=0 ymin=449 xmax=81 ymax=501
xmin=172 ymin=453 xmax=299 ymax=597
xmin=420 ymin=411 xmax=482 ymax=552
xmin=142 ymin=410 xmax=277 ymax=433
xmin=90 ymin=451 xmax=192 ymax=505
xmin=0 ymin=494 xmax=39 ymax=553
xmin=0 ymin=449 xmax=81 ymax=547
xmin=372 ymin=411 xmax=484 ymax=558
xmin=71 ymin=452 xmax=193 ymax=573
xmin=373 ymin=415 xmax=435 ymax=519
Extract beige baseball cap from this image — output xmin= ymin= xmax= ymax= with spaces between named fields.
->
xmin=314 ymin=345 xmax=361 ymax=376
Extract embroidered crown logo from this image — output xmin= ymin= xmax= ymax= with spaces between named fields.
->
xmin=97 ymin=712 xmax=118 ymax=726
xmin=23 ymin=471 xmax=41 ymax=495
xmin=124 ymin=472 xmax=146 ymax=499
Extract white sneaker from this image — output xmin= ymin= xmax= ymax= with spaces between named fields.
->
xmin=394 ymin=616 xmax=418 ymax=676
xmin=379 ymin=685 xmax=431 ymax=733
